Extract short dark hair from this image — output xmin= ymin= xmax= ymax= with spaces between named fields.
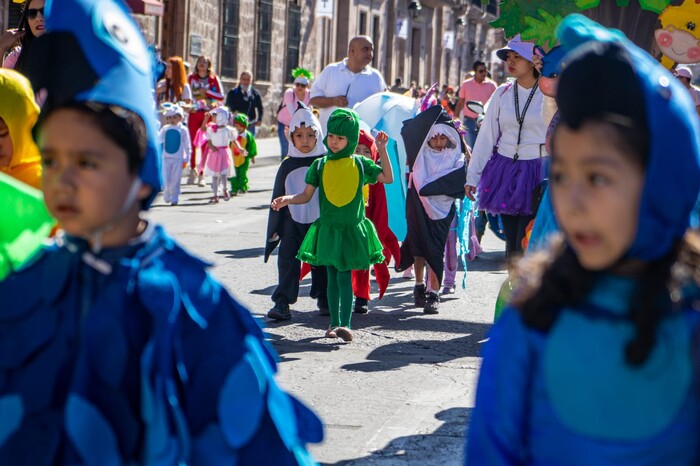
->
xmin=38 ymin=102 xmax=147 ymax=174
xmin=472 ymin=60 xmax=486 ymax=72
xmin=395 ymin=78 xmax=402 ymax=85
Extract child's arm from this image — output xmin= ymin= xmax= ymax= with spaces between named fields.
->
xmin=374 ymin=131 xmax=394 ymax=184
xmin=271 ymin=184 xmax=316 ymax=210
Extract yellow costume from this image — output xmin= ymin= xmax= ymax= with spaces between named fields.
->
xmin=0 ymin=69 xmax=42 ymax=189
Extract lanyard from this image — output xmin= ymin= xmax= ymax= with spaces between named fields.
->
xmin=513 ymin=80 xmax=539 ymax=161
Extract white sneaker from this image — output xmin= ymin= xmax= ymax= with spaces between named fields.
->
xmin=186 ymin=172 xmax=196 ymax=185
xmin=197 ymin=175 xmax=205 ymax=187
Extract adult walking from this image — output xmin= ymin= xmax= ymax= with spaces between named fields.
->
xmin=465 ymin=35 xmax=548 ymax=259
xmin=187 ymin=55 xmax=224 ymax=184
xmin=276 ymin=68 xmax=312 ymax=159
xmin=225 ymin=71 xmax=264 ymax=136
xmin=1 ymin=0 xmax=45 ymax=74
xmin=454 ymin=61 xmax=497 ymax=149
xmin=309 ymin=35 xmax=387 ymax=131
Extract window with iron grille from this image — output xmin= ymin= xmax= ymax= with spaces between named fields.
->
xmin=486 ymin=0 xmax=498 ymax=15
xmin=256 ymin=0 xmax=273 ymax=81
xmin=284 ymin=2 xmax=301 ymax=83
xmin=221 ymin=0 xmax=239 ymax=78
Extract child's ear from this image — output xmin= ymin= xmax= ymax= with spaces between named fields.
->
xmin=137 ymin=182 xmax=152 ymax=201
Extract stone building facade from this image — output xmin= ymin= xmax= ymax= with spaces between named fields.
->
xmin=1 ymin=0 xmax=502 ymax=130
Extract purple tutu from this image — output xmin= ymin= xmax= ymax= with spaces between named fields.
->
xmin=477 ymin=152 xmax=544 ymax=216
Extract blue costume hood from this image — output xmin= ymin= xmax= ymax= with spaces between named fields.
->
xmin=27 ymin=0 xmax=161 ymax=208
xmin=556 ymin=15 xmax=700 ymax=261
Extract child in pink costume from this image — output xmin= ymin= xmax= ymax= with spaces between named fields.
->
xmin=204 ymin=107 xmax=237 ymax=203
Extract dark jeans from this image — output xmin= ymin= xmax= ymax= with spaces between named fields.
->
xmin=463 ymin=117 xmax=478 ymax=150
xmin=277 ymin=121 xmax=288 ymax=160
xmin=501 ymin=214 xmax=534 ymax=260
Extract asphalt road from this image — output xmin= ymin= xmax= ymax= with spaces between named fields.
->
xmin=146 ymin=138 xmax=506 ymax=465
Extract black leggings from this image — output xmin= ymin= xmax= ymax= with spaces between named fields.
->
xmin=501 ymin=214 xmax=534 ymax=259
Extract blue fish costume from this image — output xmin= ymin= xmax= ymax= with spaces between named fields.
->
xmin=466 ymin=15 xmax=700 ymax=466
xmin=0 ymin=0 xmax=323 ymax=464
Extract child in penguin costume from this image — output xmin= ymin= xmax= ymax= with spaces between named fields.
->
xmin=397 ymin=105 xmax=467 ymax=314
xmin=265 ymin=102 xmax=328 ymax=320
xmin=0 ymin=0 xmax=324 ymax=464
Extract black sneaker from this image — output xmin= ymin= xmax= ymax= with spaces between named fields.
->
xmin=317 ymin=296 xmax=330 ymax=316
xmin=423 ymin=292 xmax=440 ymax=314
xmin=354 ymin=297 xmax=369 ymax=314
xmin=267 ymin=302 xmax=291 ymax=321
xmin=413 ymin=284 xmax=427 ymax=307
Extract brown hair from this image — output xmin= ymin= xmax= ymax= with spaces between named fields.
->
xmin=167 ymin=56 xmax=187 ymax=101
xmin=195 ymin=55 xmax=212 ymax=76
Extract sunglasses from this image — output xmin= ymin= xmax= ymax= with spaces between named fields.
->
xmin=27 ymin=7 xmax=44 ymax=20
xmin=295 ymin=83 xmax=307 ymax=87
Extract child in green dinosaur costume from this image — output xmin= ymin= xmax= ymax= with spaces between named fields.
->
xmin=271 ymin=108 xmax=394 ymax=342
xmin=229 ymin=113 xmax=257 ymax=194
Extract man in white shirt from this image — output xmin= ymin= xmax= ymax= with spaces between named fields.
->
xmin=309 ymin=36 xmax=387 ymax=130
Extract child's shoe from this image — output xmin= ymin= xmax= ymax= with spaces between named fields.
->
xmin=413 ymin=283 xmax=427 ymax=307
xmin=171 ymin=201 xmax=178 ymax=206
xmin=442 ymin=285 xmax=456 ymax=295
xmin=353 ymin=297 xmax=369 ymax=314
xmin=197 ymin=174 xmax=206 ymax=186
xmin=186 ymin=172 xmax=196 ymax=185
xmin=317 ymin=296 xmax=330 ymax=316
xmin=402 ymin=267 xmax=415 ymax=280
xmin=223 ymin=190 xmax=231 ymax=201
xmin=335 ymin=327 xmax=353 ymax=342
xmin=423 ymin=292 xmax=440 ymax=314
xmin=325 ymin=326 xmax=338 ymax=338
xmin=208 ymin=197 xmax=219 ymax=204
xmin=267 ymin=302 xmax=291 ymax=321
xmin=163 ymin=192 xmax=171 ymax=203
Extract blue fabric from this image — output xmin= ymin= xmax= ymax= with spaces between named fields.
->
xmin=527 ymin=188 xmax=558 ymax=253
xmin=164 ymin=128 xmax=182 ymax=155
xmin=36 ymin=0 xmax=162 ymax=207
xmin=278 ymin=121 xmax=289 ymax=160
xmin=466 ymin=302 xmax=700 ymax=465
xmin=555 ymin=15 xmax=700 ymax=261
xmin=0 ymin=226 xmax=323 ymax=464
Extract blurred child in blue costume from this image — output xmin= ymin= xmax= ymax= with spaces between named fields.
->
xmin=159 ymin=103 xmax=191 ymax=205
xmin=0 ymin=0 xmax=323 ymax=464
xmin=466 ymin=15 xmax=700 ymax=466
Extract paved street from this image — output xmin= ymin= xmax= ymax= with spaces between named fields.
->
xmin=146 ymin=137 xmax=506 ymax=465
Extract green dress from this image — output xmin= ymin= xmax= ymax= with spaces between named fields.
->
xmin=297 ymin=154 xmax=385 ymax=271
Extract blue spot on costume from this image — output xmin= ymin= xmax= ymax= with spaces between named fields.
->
xmin=465 ymin=15 xmax=700 ymax=466
xmin=0 ymin=0 xmax=323 ymax=464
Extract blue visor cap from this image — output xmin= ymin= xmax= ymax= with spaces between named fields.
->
xmin=556 ymin=14 xmax=700 ymax=261
xmin=27 ymin=0 xmax=161 ymax=208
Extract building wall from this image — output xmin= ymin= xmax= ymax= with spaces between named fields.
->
xmin=144 ymin=0 xmax=500 ymax=132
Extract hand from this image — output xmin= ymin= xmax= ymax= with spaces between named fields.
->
xmin=0 ymin=29 xmax=23 ymax=53
xmin=465 ymin=185 xmax=476 ymax=201
xmin=375 ymin=131 xmax=389 ymax=149
xmin=271 ymin=195 xmax=291 ymax=210
xmin=532 ymin=53 xmax=543 ymax=74
xmin=333 ymin=96 xmax=348 ymax=107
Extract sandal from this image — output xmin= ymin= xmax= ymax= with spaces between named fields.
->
xmin=208 ymin=197 xmax=219 ymax=204
xmin=335 ymin=327 xmax=353 ymax=342
xmin=325 ymin=327 xmax=338 ymax=338
xmin=223 ymin=190 xmax=231 ymax=201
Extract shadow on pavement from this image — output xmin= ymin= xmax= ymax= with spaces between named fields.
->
xmin=247 ymin=203 xmax=273 ymax=211
xmin=339 ymin=325 xmax=488 ymax=373
xmin=215 ymin=247 xmax=266 ymax=259
xmin=322 ymin=407 xmax=471 ymax=466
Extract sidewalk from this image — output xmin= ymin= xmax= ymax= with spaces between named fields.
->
xmin=253 ymin=136 xmax=283 ymax=168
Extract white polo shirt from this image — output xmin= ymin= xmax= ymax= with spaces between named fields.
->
xmin=310 ymin=58 xmax=386 ymax=130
